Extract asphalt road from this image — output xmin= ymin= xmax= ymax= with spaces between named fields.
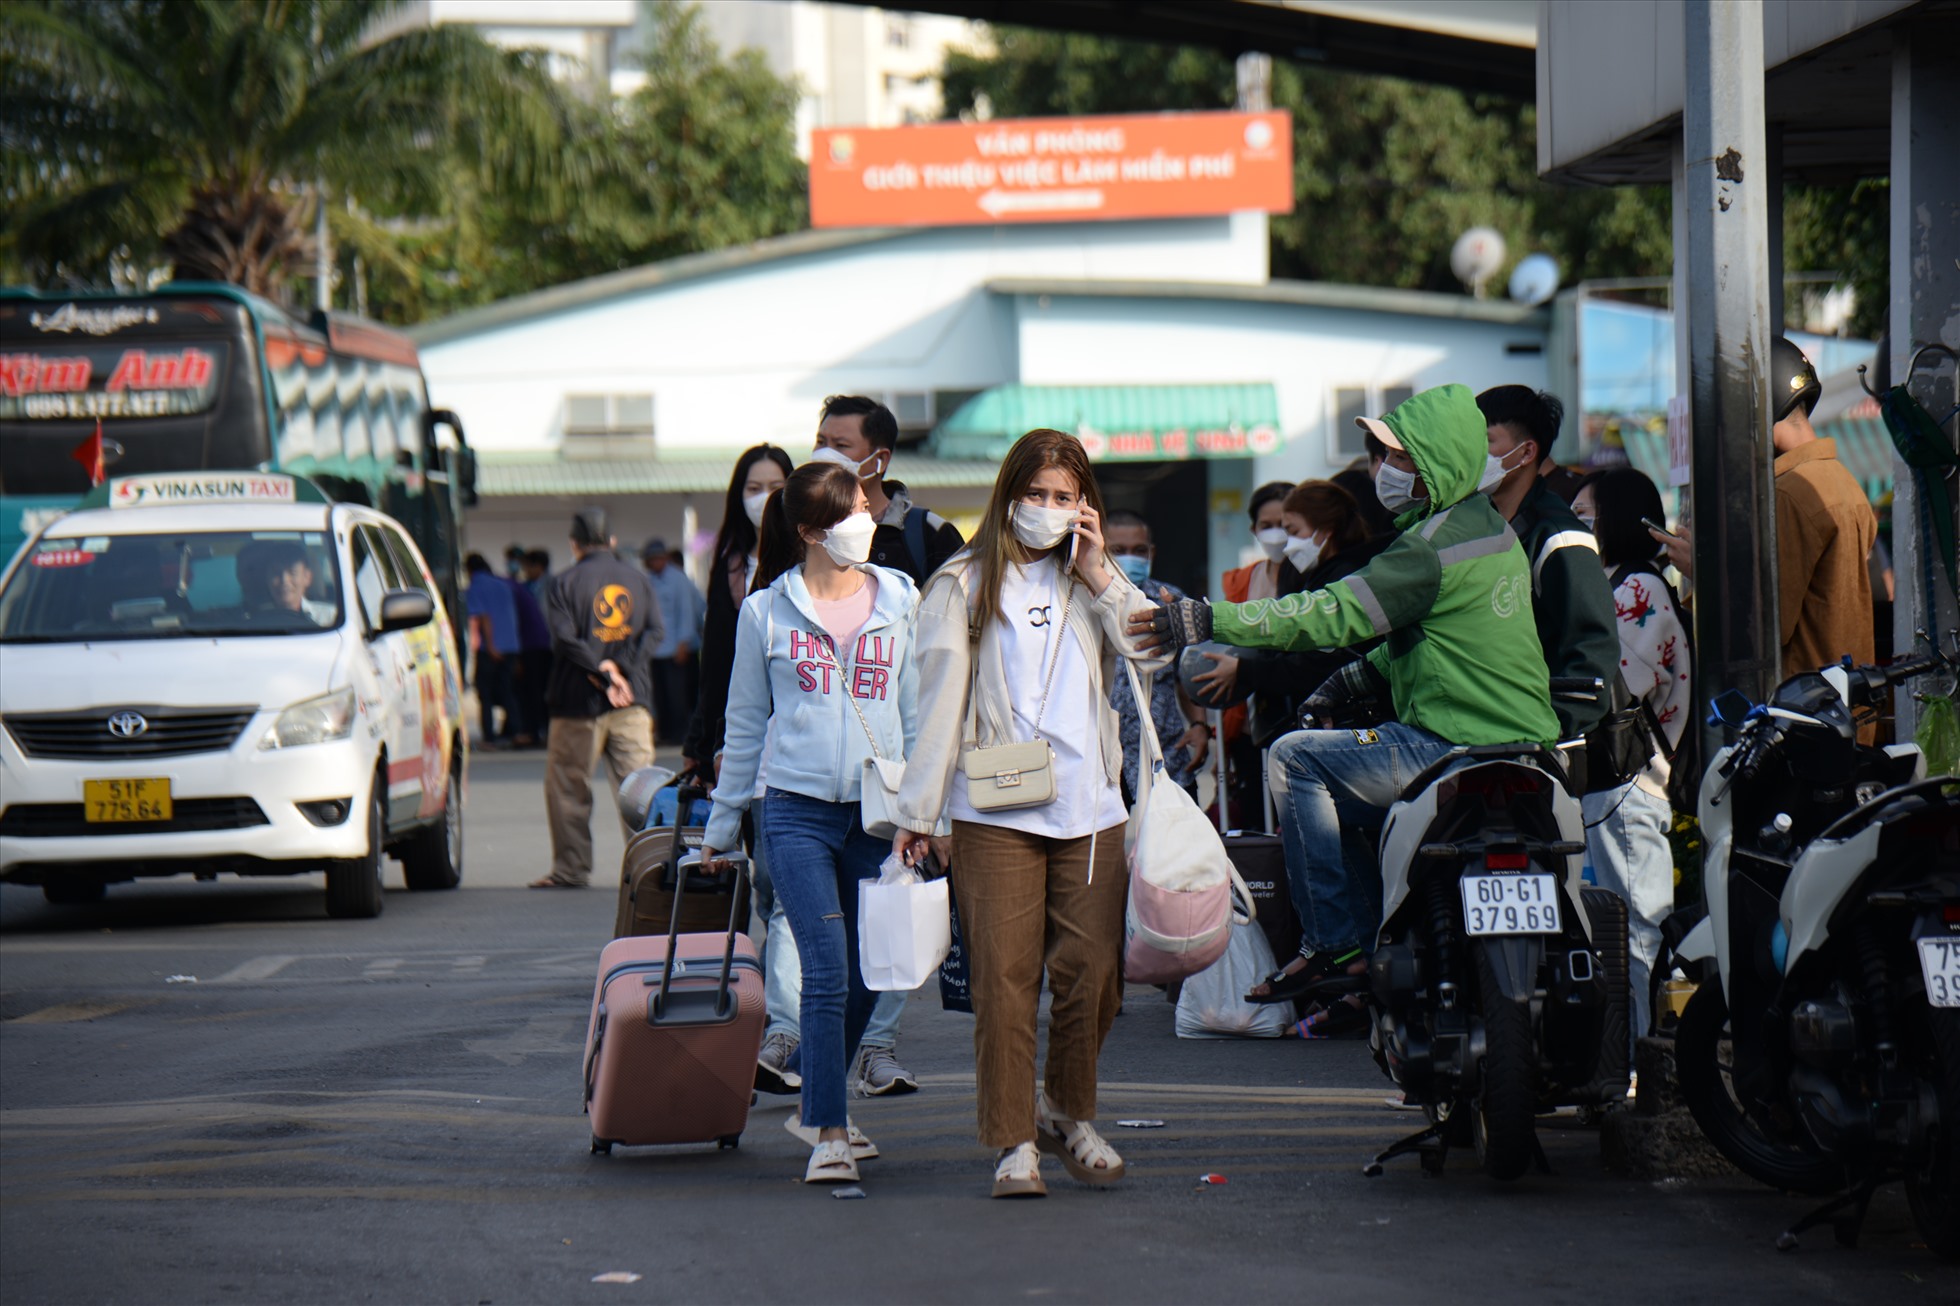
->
xmin=2 ymin=750 xmax=1953 ymax=1305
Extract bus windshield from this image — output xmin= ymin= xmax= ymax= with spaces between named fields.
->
xmin=0 ymin=530 xmax=342 ymax=643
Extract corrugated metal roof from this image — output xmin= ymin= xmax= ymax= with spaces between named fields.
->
xmin=984 ymin=277 xmax=1551 ymax=326
xmin=1617 ymin=417 xmax=1900 ymax=504
xmin=476 ymin=452 xmax=1003 ymax=498
xmin=930 ymin=382 xmax=1282 ymax=462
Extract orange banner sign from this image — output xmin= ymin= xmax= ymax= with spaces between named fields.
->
xmin=811 ymin=111 xmax=1293 ymax=229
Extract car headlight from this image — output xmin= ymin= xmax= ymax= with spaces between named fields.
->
xmin=259 ymin=687 xmax=357 ymax=750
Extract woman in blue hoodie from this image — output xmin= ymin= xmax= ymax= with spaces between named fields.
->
xmin=702 ymin=461 xmax=919 ymax=1186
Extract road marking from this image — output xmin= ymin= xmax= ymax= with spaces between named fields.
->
xmin=465 ymin=1013 xmax=577 ymax=1066
xmin=209 ymin=955 xmax=298 ymax=984
xmin=5 ymin=999 xmax=151 ymax=1024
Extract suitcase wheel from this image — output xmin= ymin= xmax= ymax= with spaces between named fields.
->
xmin=591 ymin=1136 xmax=613 ymax=1156
xmin=717 ymin=1134 xmax=741 ymax=1150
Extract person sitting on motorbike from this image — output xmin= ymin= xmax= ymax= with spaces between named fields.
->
xmin=1131 ymin=384 xmax=1560 ymax=1012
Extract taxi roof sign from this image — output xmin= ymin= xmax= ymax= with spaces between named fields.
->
xmin=79 ymin=472 xmax=329 ymax=511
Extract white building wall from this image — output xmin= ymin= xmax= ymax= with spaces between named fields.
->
xmin=419 ymin=217 xmax=1270 ymax=456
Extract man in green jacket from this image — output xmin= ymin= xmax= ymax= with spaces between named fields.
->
xmin=1136 ymin=384 xmax=1558 ymax=1000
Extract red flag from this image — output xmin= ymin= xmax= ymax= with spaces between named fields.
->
xmin=71 ymin=420 xmax=105 ymax=487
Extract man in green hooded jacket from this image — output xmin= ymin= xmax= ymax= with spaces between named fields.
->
xmin=1135 ymin=384 xmax=1559 ymax=1001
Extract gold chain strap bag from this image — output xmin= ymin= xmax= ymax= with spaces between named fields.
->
xmin=958 ymin=574 xmax=1073 ymax=812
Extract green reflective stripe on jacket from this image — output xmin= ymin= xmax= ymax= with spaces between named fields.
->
xmin=1212 ymin=493 xmax=1560 ymax=747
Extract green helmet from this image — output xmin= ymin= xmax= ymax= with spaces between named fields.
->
xmin=1772 ymin=336 xmax=1821 ymax=423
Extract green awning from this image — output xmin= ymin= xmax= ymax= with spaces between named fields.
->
xmin=1616 ymin=416 xmax=1897 ymax=505
xmin=476 ymin=451 xmax=1004 ymax=498
xmin=929 ymin=383 xmax=1282 ymax=462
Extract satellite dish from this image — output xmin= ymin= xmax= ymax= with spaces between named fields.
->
xmin=1450 ymin=227 xmax=1507 ymax=298
xmin=1508 ymin=253 xmax=1561 ymax=306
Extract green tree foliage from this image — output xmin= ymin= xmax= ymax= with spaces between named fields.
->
xmin=0 ymin=0 xmax=582 ymax=305
xmin=943 ymin=29 xmax=1672 ymax=293
xmin=1784 ymin=179 xmax=1888 ymax=339
xmin=358 ymin=2 xmax=807 ymax=323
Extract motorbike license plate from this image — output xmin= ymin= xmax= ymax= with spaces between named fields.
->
xmin=1461 ymin=874 xmax=1560 ymax=935
xmin=1919 ymin=937 xmax=1960 ymax=1008
xmin=83 ymin=777 xmax=173 ymax=823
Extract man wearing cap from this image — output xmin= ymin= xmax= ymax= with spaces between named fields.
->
xmin=641 ymin=540 xmax=705 ymax=746
xmin=533 ymin=508 xmax=663 ymax=889
xmin=1131 ymin=386 xmax=1559 ymax=1003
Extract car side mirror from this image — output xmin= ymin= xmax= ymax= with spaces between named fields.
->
xmin=375 ymin=589 xmax=434 ymax=635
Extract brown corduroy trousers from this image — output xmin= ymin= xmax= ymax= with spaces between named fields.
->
xmin=950 ymin=818 xmax=1128 ymax=1149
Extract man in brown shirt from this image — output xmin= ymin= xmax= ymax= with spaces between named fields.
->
xmin=1770 ymin=337 xmax=1877 ymax=679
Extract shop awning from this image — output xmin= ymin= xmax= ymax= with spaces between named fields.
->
xmin=930 ymin=383 xmax=1282 ymax=463
xmin=1615 ymin=416 xmax=1898 ymax=505
xmin=476 ymin=452 xmax=1005 ymax=498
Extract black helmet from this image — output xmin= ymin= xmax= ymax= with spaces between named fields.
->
xmin=1771 ymin=336 xmax=1821 ymax=423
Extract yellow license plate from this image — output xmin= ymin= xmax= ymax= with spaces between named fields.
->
xmin=83 ymin=778 xmax=173 ymax=823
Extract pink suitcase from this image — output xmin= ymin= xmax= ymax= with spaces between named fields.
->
xmin=583 ymin=844 xmax=764 ymax=1154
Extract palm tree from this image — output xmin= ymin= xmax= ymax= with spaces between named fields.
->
xmin=0 ymin=0 xmax=584 ymax=302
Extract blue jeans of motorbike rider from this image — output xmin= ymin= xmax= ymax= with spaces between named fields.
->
xmin=1268 ymin=723 xmax=1457 ymax=957
xmin=1582 ymin=780 xmax=1673 ymax=1046
xmin=758 ymin=788 xmax=882 ymax=1130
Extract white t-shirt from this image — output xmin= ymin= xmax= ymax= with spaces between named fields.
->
xmin=949 ymin=558 xmax=1126 ymax=839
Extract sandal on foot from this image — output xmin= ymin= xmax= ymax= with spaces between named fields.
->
xmin=1034 ymin=1100 xmax=1125 ymax=1186
xmin=991 ymin=1141 xmax=1046 ymax=1198
xmin=1245 ymin=948 xmax=1365 ymax=1005
xmin=783 ymin=1113 xmax=879 ymax=1161
xmin=804 ymin=1138 xmax=859 ymax=1184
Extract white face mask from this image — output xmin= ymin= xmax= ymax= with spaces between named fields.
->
xmin=1375 ymin=462 xmax=1427 ymax=515
xmin=1011 ymin=501 xmax=1075 ymax=551
xmin=810 ymin=445 xmax=882 ymax=481
xmin=742 ymin=490 xmax=771 ymax=528
xmin=1477 ymin=445 xmax=1534 ymax=495
xmin=1282 ymin=531 xmax=1324 ymax=573
xmin=1254 ymin=526 xmax=1289 ymax=561
xmin=818 ymin=512 xmax=876 ymax=566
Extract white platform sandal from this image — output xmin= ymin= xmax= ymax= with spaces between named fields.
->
xmin=1035 ymin=1095 xmax=1125 ymax=1186
xmin=783 ymin=1112 xmax=879 ymax=1161
xmin=804 ymin=1138 xmax=859 ymax=1184
xmin=992 ymin=1141 xmax=1046 ymax=1198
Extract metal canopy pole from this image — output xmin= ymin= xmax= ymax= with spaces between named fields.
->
xmin=1683 ymin=0 xmax=1779 ymax=726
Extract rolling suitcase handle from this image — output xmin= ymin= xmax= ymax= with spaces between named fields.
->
xmin=655 ymin=778 xmax=751 ymax=1024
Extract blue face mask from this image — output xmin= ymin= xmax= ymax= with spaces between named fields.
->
xmin=1116 ymin=554 xmax=1152 ymax=586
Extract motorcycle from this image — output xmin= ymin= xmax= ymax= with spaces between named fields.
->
xmin=1669 ymin=646 xmax=1959 ymax=1258
xmin=1352 ymin=677 xmax=1634 ymax=1181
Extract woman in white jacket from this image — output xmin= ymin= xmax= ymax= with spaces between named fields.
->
xmin=891 ymin=428 xmax=1165 ymax=1199
xmin=703 ymin=462 xmax=919 ymax=1186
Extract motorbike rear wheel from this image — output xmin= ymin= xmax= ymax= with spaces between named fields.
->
xmin=1905 ymin=1008 xmax=1960 ymax=1262
xmin=1674 ymin=983 xmax=1844 ymax=1195
xmin=1474 ymin=946 xmax=1538 ymax=1181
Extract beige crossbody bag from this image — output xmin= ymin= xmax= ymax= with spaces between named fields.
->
xmin=958 ymin=574 xmax=1074 ymax=812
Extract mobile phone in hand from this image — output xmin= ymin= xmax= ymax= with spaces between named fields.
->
xmin=1641 ymin=516 xmax=1682 ymax=543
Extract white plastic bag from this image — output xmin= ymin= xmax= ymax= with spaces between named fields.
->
xmin=858 ymin=853 xmax=952 ymax=992
xmin=1175 ymin=920 xmax=1290 ymax=1039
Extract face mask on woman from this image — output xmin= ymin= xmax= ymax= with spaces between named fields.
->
xmin=1282 ymin=531 xmax=1324 ymax=574
xmin=1115 ymin=554 xmax=1152 ymax=586
xmin=1011 ymin=501 xmax=1075 ymax=551
xmin=1375 ymin=463 xmax=1427 ymax=515
xmin=818 ymin=511 xmax=876 ymax=566
xmin=1254 ymin=526 xmax=1289 ymax=562
xmin=742 ymin=490 xmax=770 ymax=528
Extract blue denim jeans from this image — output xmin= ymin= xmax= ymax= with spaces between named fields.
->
xmin=1582 ymin=781 xmax=1674 ymax=1045
xmin=758 ymin=788 xmax=882 ymax=1129
xmin=1268 ymin=723 xmax=1457 ymax=956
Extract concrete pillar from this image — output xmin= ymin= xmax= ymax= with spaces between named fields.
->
xmin=1889 ymin=27 xmax=1960 ymax=730
xmin=1682 ymin=0 xmax=1780 ymax=721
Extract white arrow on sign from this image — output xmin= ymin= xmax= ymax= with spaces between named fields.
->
xmin=976 ymin=188 xmax=1107 ymax=218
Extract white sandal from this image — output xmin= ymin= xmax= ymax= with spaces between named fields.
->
xmin=1035 ymin=1095 xmax=1125 ymax=1186
xmin=804 ymin=1138 xmax=859 ymax=1184
xmin=783 ymin=1113 xmax=879 ymax=1161
xmin=992 ymin=1141 xmax=1046 ymax=1199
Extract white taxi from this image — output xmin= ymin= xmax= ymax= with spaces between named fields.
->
xmin=0 ymin=472 xmax=466 ymax=917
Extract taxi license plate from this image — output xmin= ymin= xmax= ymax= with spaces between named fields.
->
xmin=1919 ymin=937 xmax=1960 ymax=1009
xmin=83 ymin=778 xmax=173 ymax=823
xmin=1461 ymin=873 xmax=1561 ymax=936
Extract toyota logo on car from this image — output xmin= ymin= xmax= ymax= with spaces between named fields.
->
xmin=106 ymin=711 xmax=148 ymax=738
